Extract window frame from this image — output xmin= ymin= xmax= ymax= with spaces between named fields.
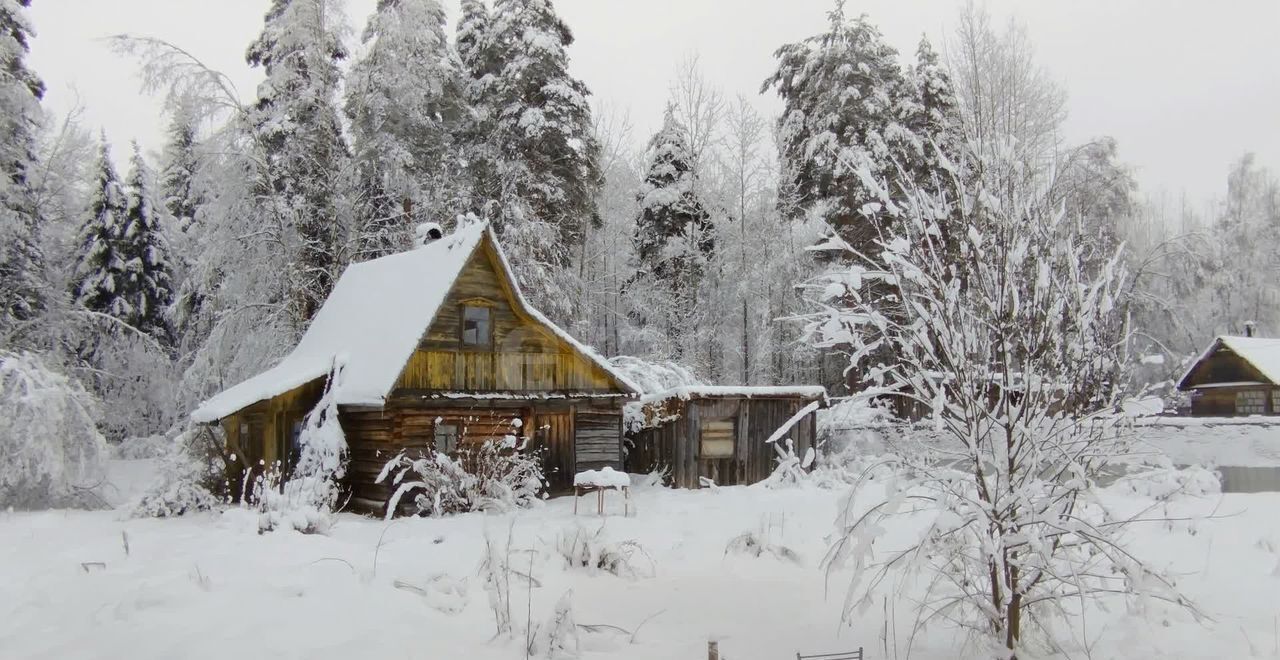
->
xmin=699 ymin=418 xmax=736 ymax=459
xmin=434 ymin=422 xmax=460 ymax=454
xmin=1236 ymin=389 xmax=1267 ymax=415
xmin=460 ymin=304 xmax=493 ymax=348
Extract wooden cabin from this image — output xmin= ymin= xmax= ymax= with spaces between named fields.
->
xmin=1177 ymin=335 xmax=1280 ymax=416
xmin=191 ymin=224 xmax=640 ymax=512
xmin=623 ymin=386 xmax=827 ymax=488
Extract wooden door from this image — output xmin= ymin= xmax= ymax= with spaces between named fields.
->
xmin=536 ymin=411 xmax=574 ymax=490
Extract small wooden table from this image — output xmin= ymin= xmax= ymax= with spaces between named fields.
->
xmin=572 ymin=483 xmax=631 ymax=516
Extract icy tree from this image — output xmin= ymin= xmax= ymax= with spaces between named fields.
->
xmin=0 ymin=350 xmax=108 ymax=510
xmin=345 ymin=0 xmax=464 ymax=260
xmin=810 ymin=140 xmax=1195 ymax=656
xmin=245 ymin=0 xmax=352 ymax=328
xmin=631 ymin=104 xmax=715 ymax=356
xmin=0 ymin=0 xmax=47 ymax=337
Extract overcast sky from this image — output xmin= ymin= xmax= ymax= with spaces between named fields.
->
xmin=26 ymin=0 xmax=1280 ymax=212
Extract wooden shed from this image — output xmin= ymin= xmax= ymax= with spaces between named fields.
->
xmin=191 ymin=224 xmax=640 ymax=512
xmin=623 ymin=386 xmax=827 ymax=488
xmin=1177 ymin=335 xmax=1280 ymax=416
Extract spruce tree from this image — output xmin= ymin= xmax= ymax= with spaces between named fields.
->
xmin=73 ymin=141 xmax=174 ymax=342
xmin=245 ymin=0 xmax=351 ymax=327
xmin=476 ymin=0 xmax=602 ymax=301
xmin=346 ymin=0 xmax=463 ymax=260
xmin=634 ymin=105 xmax=715 ymax=291
xmin=761 ymin=4 xmax=911 ymax=252
xmin=72 ymin=139 xmax=130 ymax=322
xmin=0 ymin=0 xmax=47 ymax=335
xmin=903 ymin=36 xmax=962 ymax=183
xmin=157 ymin=106 xmax=204 ymax=231
xmin=119 ymin=142 xmax=175 ymax=341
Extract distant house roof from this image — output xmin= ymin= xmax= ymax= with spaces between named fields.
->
xmin=1177 ymin=335 xmax=1280 ymax=391
xmin=192 ymin=224 xmax=639 ymax=423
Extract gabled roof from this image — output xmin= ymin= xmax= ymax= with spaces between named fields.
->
xmin=192 ymin=224 xmax=638 ymax=423
xmin=1177 ymin=335 xmax=1280 ymax=391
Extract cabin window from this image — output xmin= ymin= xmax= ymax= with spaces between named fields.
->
xmin=435 ymin=423 xmax=459 ymax=453
xmin=1236 ymin=389 xmax=1266 ymax=415
xmin=462 ymin=305 xmax=492 ymax=346
xmin=700 ymin=419 xmax=735 ymax=458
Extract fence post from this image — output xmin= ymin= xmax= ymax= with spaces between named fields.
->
xmin=708 ymin=640 xmax=720 ymax=660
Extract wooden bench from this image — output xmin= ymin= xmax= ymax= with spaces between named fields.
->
xmin=796 ymin=649 xmax=863 ymax=660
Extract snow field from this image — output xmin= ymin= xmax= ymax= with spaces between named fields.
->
xmin=2 ymin=476 xmax=1278 ymax=659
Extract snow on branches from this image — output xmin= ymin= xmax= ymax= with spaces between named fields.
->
xmin=809 ymin=139 xmax=1201 ymax=656
xmin=0 ymin=350 xmax=109 ymax=509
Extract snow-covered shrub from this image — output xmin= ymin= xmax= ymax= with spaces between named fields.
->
xmin=530 ymin=590 xmax=580 ymax=659
xmin=131 ymin=426 xmax=224 ymax=517
xmin=255 ymin=368 xmax=348 ymax=534
xmin=761 ymin=438 xmax=815 ymax=488
xmin=378 ymin=440 xmax=544 ymax=518
xmin=0 ymin=350 xmax=109 ymax=509
xmin=725 ymin=530 xmax=800 ymax=563
xmin=1116 ymin=462 xmax=1221 ymax=500
xmin=554 ymin=524 xmax=654 ymax=580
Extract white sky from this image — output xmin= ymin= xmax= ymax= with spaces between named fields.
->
xmin=27 ymin=0 xmax=1280 ymax=211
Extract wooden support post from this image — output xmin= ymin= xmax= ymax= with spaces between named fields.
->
xmin=708 ymin=640 xmax=719 ymax=660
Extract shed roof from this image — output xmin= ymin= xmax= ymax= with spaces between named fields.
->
xmin=1177 ymin=335 xmax=1280 ymax=391
xmin=192 ymin=224 xmax=638 ymax=423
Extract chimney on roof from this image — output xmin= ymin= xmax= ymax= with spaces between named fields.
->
xmin=1245 ymin=321 xmax=1257 ymax=337
xmin=414 ymin=222 xmax=443 ymax=247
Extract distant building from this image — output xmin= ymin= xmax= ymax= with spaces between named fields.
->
xmin=1177 ymin=334 xmax=1280 ymax=416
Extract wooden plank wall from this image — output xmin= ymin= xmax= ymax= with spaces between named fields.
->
xmin=574 ymin=410 xmax=622 ymax=471
xmin=625 ymin=396 xmax=818 ymax=488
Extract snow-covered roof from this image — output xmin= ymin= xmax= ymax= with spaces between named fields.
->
xmin=637 ymin=385 xmax=828 ymax=405
xmin=192 ymin=224 xmax=637 ymax=423
xmin=1177 ymin=335 xmax=1280 ymax=390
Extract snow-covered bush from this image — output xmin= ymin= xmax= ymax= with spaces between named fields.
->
xmin=255 ymin=369 xmax=348 ymax=534
xmin=530 ymin=590 xmax=580 ymax=659
xmin=378 ymin=440 xmax=544 ymax=518
xmin=115 ymin=433 xmax=171 ymax=459
xmin=131 ymin=426 xmax=224 ymax=518
xmin=554 ymin=524 xmax=654 ymax=580
xmin=760 ymin=438 xmax=815 ymax=488
xmin=724 ymin=530 xmax=800 ymax=563
xmin=0 ymin=350 xmax=109 ymax=509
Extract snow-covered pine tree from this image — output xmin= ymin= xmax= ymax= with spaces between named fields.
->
xmin=245 ymin=0 xmax=351 ymax=327
xmin=0 ymin=0 xmax=48 ymax=338
xmin=454 ymin=0 xmax=501 ymax=228
xmin=346 ymin=0 xmax=463 ymax=260
xmin=118 ymin=142 xmax=175 ymax=342
xmin=157 ymin=105 xmax=204 ymax=231
xmin=761 ymin=4 xmax=912 ymax=254
xmin=902 ymin=36 xmax=962 ymax=186
xmin=72 ymin=140 xmax=175 ymax=343
xmin=72 ymin=138 xmax=130 ymax=323
xmin=631 ymin=104 xmax=715 ymax=358
xmin=476 ymin=0 xmax=603 ymax=308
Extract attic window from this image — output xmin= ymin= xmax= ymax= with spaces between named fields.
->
xmin=462 ymin=305 xmax=492 ymax=346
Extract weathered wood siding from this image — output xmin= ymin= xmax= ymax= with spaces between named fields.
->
xmin=1189 ymin=386 xmax=1280 ymax=416
xmin=625 ymin=396 xmax=820 ymax=488
xmin=574 ymin=410 xmax=622 ymax=471
xmin=221 ymin=378 xmax=326 ymax=491
xmin=396 ymin=243 xmax=617 ymax=393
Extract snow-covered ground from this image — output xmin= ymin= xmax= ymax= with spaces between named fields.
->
xmin=2 ymin=467 xmax=1278 ymax=660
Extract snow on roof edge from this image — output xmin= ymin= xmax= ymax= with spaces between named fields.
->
xmin=638 ymin=385 xmax=828 ymax=405
xmin=1177 ymin=335 xmax=1280 ymax=390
